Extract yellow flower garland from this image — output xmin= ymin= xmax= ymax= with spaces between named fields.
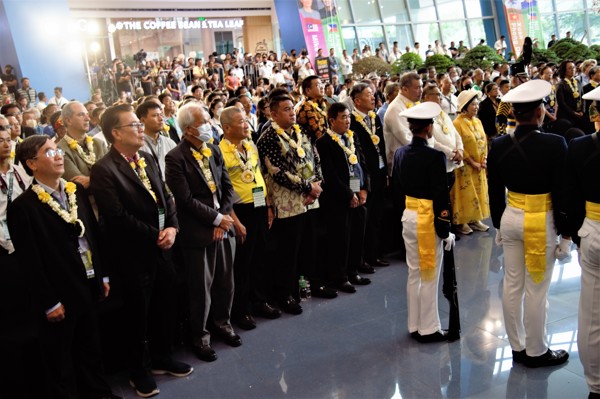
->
xmin=308 ymin=100 xmax=327 ymax=119
xmin=64 ymin=135 xmax=96 ymax=166
xmin=222 ymin=138 xmax=255 ymax=183
xmin=191 ymin=144 xmax=217 ymax=193
xmin=272 ymin=121 xmax=306 ymax=159
xmin=352 ymin=110 xmax=380 ymax=145
xmin=129 ymin=155 xmax=158 ymax=202
xmin=31 ymin=179 xmax=85 ymax=237
xmin=328 ymin=128 xmax=358 ymax=165
xmin=566 ymin=78 xmax=580 ymax=99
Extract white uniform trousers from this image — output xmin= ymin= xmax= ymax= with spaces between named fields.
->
xmin=500 ymin=206 xmax=557 ymax=357
xmin=577 ymin=217 xmax=600 ymax=394
xmin=402 ymin=208 xmax=443 ymax=335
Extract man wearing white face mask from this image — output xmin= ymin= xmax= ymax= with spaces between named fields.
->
xmin=165 ymin=103 xmax=239 ymax=363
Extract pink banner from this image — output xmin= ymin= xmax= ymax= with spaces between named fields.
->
xmin=298 ymin=5 xmax=327 ymax=64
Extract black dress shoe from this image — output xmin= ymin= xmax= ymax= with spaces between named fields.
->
xmin=234 ymin=315 xmax=257 ymax=330
xmin=129 ymin=370 xmax=159 ymax=398
xmin=410 ymin=331 xmax=420 ymax=340
xmin=312 ymin=286 xmax=338 ymax=298
xmin=279 ymin=296 xmax=303 ymax=315
xmin=523 ymin=349 xmax=569 ymax=368
xmin=193 ymin=344 xmax=217 ymax=362
xmin=416 ymin=330 xmax=448 ymax=343
xmin=151 ymin=358 xmax=194 ymax=377
xmin=512 ymin=349 xmax=526 ymax=364
xmin=373 ymin=258 xmax=390 ymax=266
xmin=348 ymin=275 xmax=371 ymax=285
xmin=218 ymin=332 xmax=242 ymax=347
xmin=253 ymin=302 xmax=282 ymax=319
xmin=337 ymin=281 xmax=356 ymax=293
xmin=358 ymin=264 xmax=376 ymax=274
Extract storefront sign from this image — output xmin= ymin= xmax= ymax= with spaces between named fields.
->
xmin=107 ymin=18 xmax=244 ymax=33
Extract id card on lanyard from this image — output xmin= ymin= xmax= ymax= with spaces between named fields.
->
xmin=158 ymin=208 xmax=166 ymax=231
xmin=252 ymin=187 xmax=266 ymax=208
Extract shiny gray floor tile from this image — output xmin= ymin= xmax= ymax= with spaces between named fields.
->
xmin=110 ymin=220 xmax=590 ymax=398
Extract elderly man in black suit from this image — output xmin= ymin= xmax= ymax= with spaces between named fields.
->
xmin=8 ymin=135 xmax=119 ymax=398
xmin=165 ymin=102 xmax=240 ymax=363
xmin=90 ymin=104 xmax=192 ymax=398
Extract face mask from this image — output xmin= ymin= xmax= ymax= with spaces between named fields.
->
xmin=194 ymin=123 xmax=213 ymax=142
xmin=452 ymin=76 xmax=459 ymax=82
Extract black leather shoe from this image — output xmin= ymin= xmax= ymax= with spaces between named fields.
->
xmin=312 ymin=286 xmax=338 ymax=298
xmin=512 ymin=349 xmax=526 ymax=364
xmin=348 ymin=275 xmax=371 ymax=285
xmin=151 ymin=358 xmax=193 ymax=377
xmin=416 ymin=330 xmax=448 ymax=343
xmin=523 ymin=349 xmax=569 ymax=368
xmin=358 ymin=264 xmax=376 ymax=274
xmin=193 ymin=344 xmax=217 ymax=362
xmin=410 ymin=331 xmax=420 ymax=340
xmin=253 ymin=302 xmax=282 ymax=319
xmin=337 ymin=281 xmax=357 ymax=293
xmin=373 ymin=258 xmax=390 ymax=266
xmin=129 ymin=370 xmax=159 ymax=398
xmin=218 ymin=332 xmax=242 ymax=347
xmin=234 ymin=315 xmax=257 ymax=330
xmin=280 ymin=296 xmax=303 ymax=315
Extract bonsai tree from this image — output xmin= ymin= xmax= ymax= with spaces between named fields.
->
xmin=353 ymin=56 xmax=393 ymax=78
xmin=590 ymin=45 xmax=600 ymax=62
xmin=423 ymin=54 xmax=455 ymax=72
xmin=564 ymin=44 xmax=597 ymax=62
xmin=530 ymin=47 xmax=560 ymax=65
xmin=457 ymin=45 xmax=504 ymax=70
xmin=549 ymin=38 xmax=579 ymax=60
xmin=392 ymin=52 xmax=423 ymax=74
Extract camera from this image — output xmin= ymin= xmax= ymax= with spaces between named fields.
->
xmin=133 ymin=49 xmax=147 ymax=62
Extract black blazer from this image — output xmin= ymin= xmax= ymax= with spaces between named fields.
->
xmin=350 ymin=112 xmax=387 ymax=192
xmin=478 ymin=97 xmax=499 ymax=139
xmin=90 ymin=147 xmax=178 ymax=279
xmin=165 ymin=139 xmax=234 ymax=248
xmin=316 ymin=132 xmax=369 ymax=208
xmin=7 ymin=181 xmax=105 ymax=315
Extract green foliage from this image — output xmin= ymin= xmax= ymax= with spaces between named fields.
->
xmin=563 ymin=44 xmax=597 ymax=62
xmin=392 ymin=52 xmax=423 ymax=74
xmin=352 ymin=56 xmax=393 ymax=78
xmin=591 ymin=45 xmax=600 ymax=62
xmin=549 ymin=38 xmax=579 ymax=60
xmin=457 ymin=45 xmax=504 ymax=70
xmin=423 ymin=54 xmax=455 ymax=72
xmin=530 ymin=47 xmax=560 ymax=65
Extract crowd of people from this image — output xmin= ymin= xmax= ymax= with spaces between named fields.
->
xmin=0 ymin=34 xmax=599 ymax=399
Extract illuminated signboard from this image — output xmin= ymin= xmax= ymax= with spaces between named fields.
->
xmin=107 ymin=18 xmax=244 ymax=32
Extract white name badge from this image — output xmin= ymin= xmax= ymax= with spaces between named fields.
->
xmin=79 ymin=248 xmax=95 ymax=279
xmin=252 ymin=187 xmax=266 ymax=208
xmin=158 ymin=208 xmax=166 ymax=231
xmin=1 ymin=219 xmax=10 ymax=241
xmin=307 ymin=198 xmax=320 ymax=210
xmin=378 ymin=154 xmax=385 ymax=169
xmin=350 ymin=177 xmax=361 ymax=193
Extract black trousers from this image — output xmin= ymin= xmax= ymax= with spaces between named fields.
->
xmin=231 ymin=203 xmax=269 ymax=318
xmin=364 ymin=184 xmax=385 ymax=263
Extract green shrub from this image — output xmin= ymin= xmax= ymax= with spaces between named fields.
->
xmin=423 ymin=54 xmax=456 ymax=71
xmin=550 ymin=38 xmax=579 ymax=59
xmin=563 ymin=44 xmax=597 ymax=62
xmin=352 ymin=56 xmax=393 ymax=78
xmin=457 ymin=45 xmax=505 ymax=70
xmin=590 ymin=45 xmax=600 ymax=62
xmin=392 ymin=52 xmax=423 ymax=74
xmin=530 ymin=47 xmax=560 ymax=65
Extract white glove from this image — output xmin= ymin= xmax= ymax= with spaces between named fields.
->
xmin=495 ymin=230 xmax=503 ymax=247
xmin=555 ymin=237 xmax=572 ymax=261
xmin=443 ymin=233 xmax=456 ymax=251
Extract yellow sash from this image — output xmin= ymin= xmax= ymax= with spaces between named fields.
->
xmin=507 ymin=191 xmax=552 ymax=284
xmin=406 ymin=196 xmax=437 ymax=281
xmin=586 ymin=201 xmax=600 ymax=221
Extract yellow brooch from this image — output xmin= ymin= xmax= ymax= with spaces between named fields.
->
xmin=371 ymin=135 xmax=380 ymax=145
xmin=348 ymin=154 xmax=358 ymax=165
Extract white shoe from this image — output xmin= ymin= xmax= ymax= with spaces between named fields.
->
xmin=456 ymin=224 xmax=473 ymax=235
xmin=469 ymin=221 xmax=490 ymax=232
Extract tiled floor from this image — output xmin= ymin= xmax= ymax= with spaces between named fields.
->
xmin=110 ymin=223 xmax=589 ymax=399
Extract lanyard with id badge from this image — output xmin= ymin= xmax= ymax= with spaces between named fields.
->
xmin=1 ymin=169 xmax=25 ymax=241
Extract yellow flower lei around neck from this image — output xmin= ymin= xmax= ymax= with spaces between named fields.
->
xmin=190 ymin=143 xmax=217 ymax=193
xmin=272 ymin=121 xmax=306 ymax=158
xmin=32 ymin=179 xmax=85 ymax=237
xmin=328 ymin=128 xmax=358 ymax=165
xmin=435 ymin=111 xmax=450 ymax=134
xmin=566 ymin=78 xmax=580 ymax=99
xmin=129 ymin=155 xmax=157 ymax=202
xmin=65 ymin=135 xmax=96 ymax=166
xmin=352 ymin=110 xmax=380 ymax=145
xmin=223 ymin=138 xmax=255 ymax=183
xmin=308 ymin=100 xmax=327 ymax=119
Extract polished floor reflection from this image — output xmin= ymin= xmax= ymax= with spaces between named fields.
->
xmin=110 ymin=223 xmax=588 ymax=398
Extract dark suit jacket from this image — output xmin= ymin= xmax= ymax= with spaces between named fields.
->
xmin=7 ymin=181 xmax=105 ymax=315
xmin=90 ymin=147 xmax=178 ymax=279
xmin=478 ymin=97 xmax=499 ymax=139
xmin=350 ymin=112 xmax=387 ymax=192
xmin=316 ymin=132 xmax=369 ymax=208
xmin=165 ymin=139 xmax=234 ymax=248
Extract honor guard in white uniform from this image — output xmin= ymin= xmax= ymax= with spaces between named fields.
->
xmin=569 ymin=86 xmax=600 ymax=398
xmin=488 ymin=80 xmax=571 ymax=368
xmin=391 ymin=102 xmax=455 ymax=343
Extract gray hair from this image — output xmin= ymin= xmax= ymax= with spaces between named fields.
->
xmin=177 ymin=102 xmax=207 ymax=131
xmin=61 ymin=101 xmax=82 ymax=123
xmin=384 ymin=82 xmax=400 ymax=99
xmin=220 ymin=106 xmax=243 ymax=128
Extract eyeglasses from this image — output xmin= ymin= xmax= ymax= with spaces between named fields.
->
xmin=0 ymin=124 xmax=11 ymax=130
xmin=116 ymin=122 xmax=145 ymax=130
xmin=33 ymin=148 xmax=64 ymax=159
